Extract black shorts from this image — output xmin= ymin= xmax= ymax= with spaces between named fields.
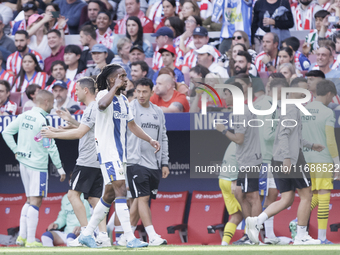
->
xmin=272 ymin=150 xmax=311 ymax=193
xmin=237 ymin=164 xmax=261 ymax=193
xmin=127 ymin=164 xmax=161 ymax=199
xmin=70 ymin=165 xmax=103 ymax=199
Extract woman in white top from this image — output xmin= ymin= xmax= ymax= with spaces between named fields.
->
xmin=179 ymin=15 xmax=202 ymax=55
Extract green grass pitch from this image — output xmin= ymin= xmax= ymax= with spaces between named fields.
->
xmin=1 ymin=245 xmax=340 ymax=255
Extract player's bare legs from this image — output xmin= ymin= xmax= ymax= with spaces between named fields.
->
xmin=296 ymin=187 xmax=312 ymax=227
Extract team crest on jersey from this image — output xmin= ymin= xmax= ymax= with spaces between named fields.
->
xmin=164 ymin=205 xmax=170 ymax=212
xmin=5 ymin=207 xmax=10 ymax=214
xmin=205 ymin=205 xmax=210 ymax=212
xmin=45 ymin=207 xmax=50 ymax=214
xmin=153 ymin=114 xmax=158 ymax=120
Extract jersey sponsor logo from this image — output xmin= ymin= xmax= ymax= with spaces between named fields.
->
xmin=16 ymin=151 xmax=32 ymax=158
xmin=113 ymin=111 xmax=128 ymax=119
xmin=141 ymin=122 xmax=160 ymax=129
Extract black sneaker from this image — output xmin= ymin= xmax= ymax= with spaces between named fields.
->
xmin=232 ymin=234 xmax=255 ymax=245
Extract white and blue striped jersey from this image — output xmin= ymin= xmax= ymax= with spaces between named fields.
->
xmin=95 ymin=90 xmax=134 ymax=166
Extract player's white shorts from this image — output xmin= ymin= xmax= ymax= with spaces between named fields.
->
xmin=100 ymin=160 xmax=126 ymax=185
xmin=20 ymin=164 xmax=48 ymax=197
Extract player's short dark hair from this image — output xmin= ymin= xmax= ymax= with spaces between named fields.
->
xmin=305 ymin=70 xmax=325 ymax=79
xmin=88 ymin=0 xmax=105 ymax=10
xmin=316 ymin=79 xmax=337 ymax=96
xmin=290 ymin=77 xmax=307 ymax=87
xmin=51 ymin=60 xmax=67 ymax=73
xmin=190 ymin=64 xmax=210 ymax=78
xmin=315 ymin=10 xmax=330 ymax=19
xmin=237 ymin=51 xmax=252 ymax=64
xmin=80 ymin=25 xmax=97 ymax=40
xmin=77 ymin=77 xmax=96 ymax=95
xmin=25 ymin=84 xmax=41 ymax=100
xmin=96 ymin=64 xmax=124 ymax=91
xmin=269 ymin=78 xmax=289 ymax=88
xmin=135 ymin=77 xmax=153 ymax=91
xmin=224 ymin=81 xmax=244 ymax=94
xmin=131 ymin=61 xmax=149 ymax=75
xmin=15 ymin=30 xmax=29 ymax=39
xmin=47 ymin=29 xmax=62 ymax=38
xmin=126 ymin=88 xmax=135 ymax=98
xmin=282 ymin=37 xmax=300 ymax=51
xmin=0 ymin=80 xmax=11 ymax=93
xmin=64 ymin=45 xmax=82 ymax=56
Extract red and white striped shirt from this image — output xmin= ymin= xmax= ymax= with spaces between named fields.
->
xmin=311 ymin=59 xmax=338 ymax=70
xmin=0 ymin=99 xmax=17 ymax=115
xmin=52 ymin=22 xmax=70 ymax=35
xmin=152 ymin=45 xmax=185 ymax=70
xmin=254 ymin=51 xmax=278 ymax=73
xmin=197 ymin=0 xmax=213 ymax=20
xmin=12 ymin=72 xmax=48 ymax=93
xmin=6 ymin=49 xmax=44 ymax=76
xmin=44 ymin=79 xmax=77 ymax=101
xmin=182 ymin=47 xmax=221 ymax=70
xmin=96 ymin=28 xmax=114 ymax=49
xmin=0 ymin=69 xmax=14 ymax=86
xmin=114 ymin=11 xmax=154 ymax=34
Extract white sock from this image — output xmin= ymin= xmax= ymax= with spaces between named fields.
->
xmin=115 ymin=198 xmax=134 ymax=242
xmin=26 ymin=205 xmax=39 ymax=243
xmin=264 ymin=216 xmax=276 ymax=239
xmin=82 ymin=198 xmax=111 ymax=236
xmin=98 ymin=231 xmax=108 ymax=238
xmin=19 ymin=203 xmax=29 ymax=239
xmin=41 ymin=233 xmax=53 ymax=247
xmin=115 ymin=225 xmax=123 ymax=242
xmin=318 ymin=229 xmax=326 ymax=241
xmin=81 ymin=226 xmax=86 ymax=233
xmin=145 ymin=225 xmax=157 ymax=240
xmin=221 ymin=241 xmax=228 ymax=245
xmin=66 ymin=233 xmax=77 ymax=246
xmin=131 ymin=225 xmax=137 ymax=233
xmin=257 ymin=212 xmax=269 ymax=226
xmin=296 ymin=225 xmax=307 ymax=239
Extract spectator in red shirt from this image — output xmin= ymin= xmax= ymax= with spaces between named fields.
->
xmin=44 ymin=29 xmax=65 ymax=75
xmin=114 ymin=0 xmax=154 ymax=34
xmin=150 ymin=74 xmax=189 ymax=112
xmin=155 ymin=0 xmax=177 ymax=32
xmin=0 ymin=80 xmax=17 ymax=115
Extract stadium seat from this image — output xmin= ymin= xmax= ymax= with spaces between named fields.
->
xmin=21 ymin=93 xmax=29 ymax=107
xmin=9 ymin=92 xmax=21 ymax=107
xmin=150 ymin=191 xmax=188 ymax=244
xmin=145 ymin=58 xmax=153 ymax=67
xmin=152 ymin=43 xmax=157 ymax=51
xmin=168 ymin=190 xmax=225 ymax=245
xmin=0 ymin=193 xmax=26 ymax=235
xmin=16 ymin=107 xmax=22 ymax=115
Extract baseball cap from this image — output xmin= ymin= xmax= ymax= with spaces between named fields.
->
xmin=28 ymin=14 xmax=43 ymax=27
xmin=159 ymin=44 xmax=176 ymax=55
xmin=90 ymin=44 xmax=108 ymax=53
xmin=195 ymin=45 xmax=217 ymax=59
xmin=52 ymin=80 xmax=68 ymax=90
xmin=151 ymin=27 xmax=174 ymax=38
xmin=129 ymin=45 xmax=144 ymax=53
xmin=193 ymin=27 xmax=208 ymax=37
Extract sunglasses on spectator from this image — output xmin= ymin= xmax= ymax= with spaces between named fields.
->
xmin=23 ymin=3 xmax=35 ymax=8
xmin=232 ymin=36 xmax=243 ymax=40
xmin=185 ymin=20 xmax=196 ymax=24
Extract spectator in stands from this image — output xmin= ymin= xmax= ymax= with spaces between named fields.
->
xmin=115 ymin=0 xmax=154 ymax=34
xmin=63 ymin=45 xmax=85 ymax=82
xmin=126 ymin=87 xmax=136 ymax=102
xmin=165 ymin=17 xmax=185 ymax=47
xmin=195 ymin=45 xmax=228 ymax=78
xmin=41 ymin=192 xmax=91 ymax=247
xmin=221 ymin=43 xmax=257 ymax=77
xmin=45 ymin=61 xmax=77 ymax=101
xmin=157 ymin=67 xmax=189 ymax=95
xmin=0 ymin=80 xmax=17 ymax=116
xmin=130 ymin=61 xmax=149 ymax=81
xmin=179 ymin=0 xmax=200 ymax=20
xmin=0 ymin=15 xmax=16 ymax=53
xmin=293 ymin=0 xmax=323 ymax=30
xmin=111 ymin=37 xmax=132 ymax=76
xmin=254 ymin=32 xmax=279 ymax=73
xmin=7 ymin=30 xmax=44 ymax=76
xmin=196 ymin=0 xmax=212 ymax=20
xmin=233 ymin=51 xmax=265 ymax=97
xmin=12 ymin=1 xmax=38 ymax=35
xmin=79 ymin=25 xmax=115 ymax=70
xmin=12 ymin=53 xmax=48 ymax=93
xmin=310 ymin=46 xmax=339 ymax=80
xmin=282 ymin=37 xmax=311 ymax=71
xmin=154 ymin=0 xmax=177 ymax=31
xmin=0 ymin=51 xmax=14 ymax=86
xmin=278 ymin=63 xmax=298 ymax=83
xmin=231 ymin=30 xmax=257 ymax=62
xmin=79 ymin=0 xmax=104 ymax=30
xmin=23 ymin=84 xmax=40 ymax=112
xmin=85 ymin=44 xmax=108 ymax=77
xmin=117 ymin=0 xmax=148 ymax=20
xmin=51 ymin=80 xmax=80 ymax=115
xmin=179 ymin=15 xmax=202 ymax=55
xmin=153 ymin=45 xmax=185 ymax=84
xmin=304 ymin=10 xmax=331 ymax=54
xmin=189 ymin=64 xmax=210 ymax=82
xmin=251 ymin=0 xmax=293 ymax=51
xmin=45 ymin=4 xmax=70 ymax=35
xmin=44 ymin=30 xmax=65 ymax=76
xmin=129 ymin=45 xmax=155 ymax=80
xmin=278 ymin=47 xmax=294 ymax=67
xmin=151 ymin=27 xmax=174 ymax=71
xmin=0 ymin=2 xmax=13 ymax=34
xmin=151 ymin=74 xmax=190 ymax=112
xmin=95 ymin=10 xmax=113 ymax=49
xmin=54 ymin=0 xmax=87 ymax=34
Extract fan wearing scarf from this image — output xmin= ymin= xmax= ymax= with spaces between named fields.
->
xmin=294 ymin=0 xmax=323 ymax=30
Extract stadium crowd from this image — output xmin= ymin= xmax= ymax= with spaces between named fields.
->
xmin=1 ymin=0 xmax=340 ymax=249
